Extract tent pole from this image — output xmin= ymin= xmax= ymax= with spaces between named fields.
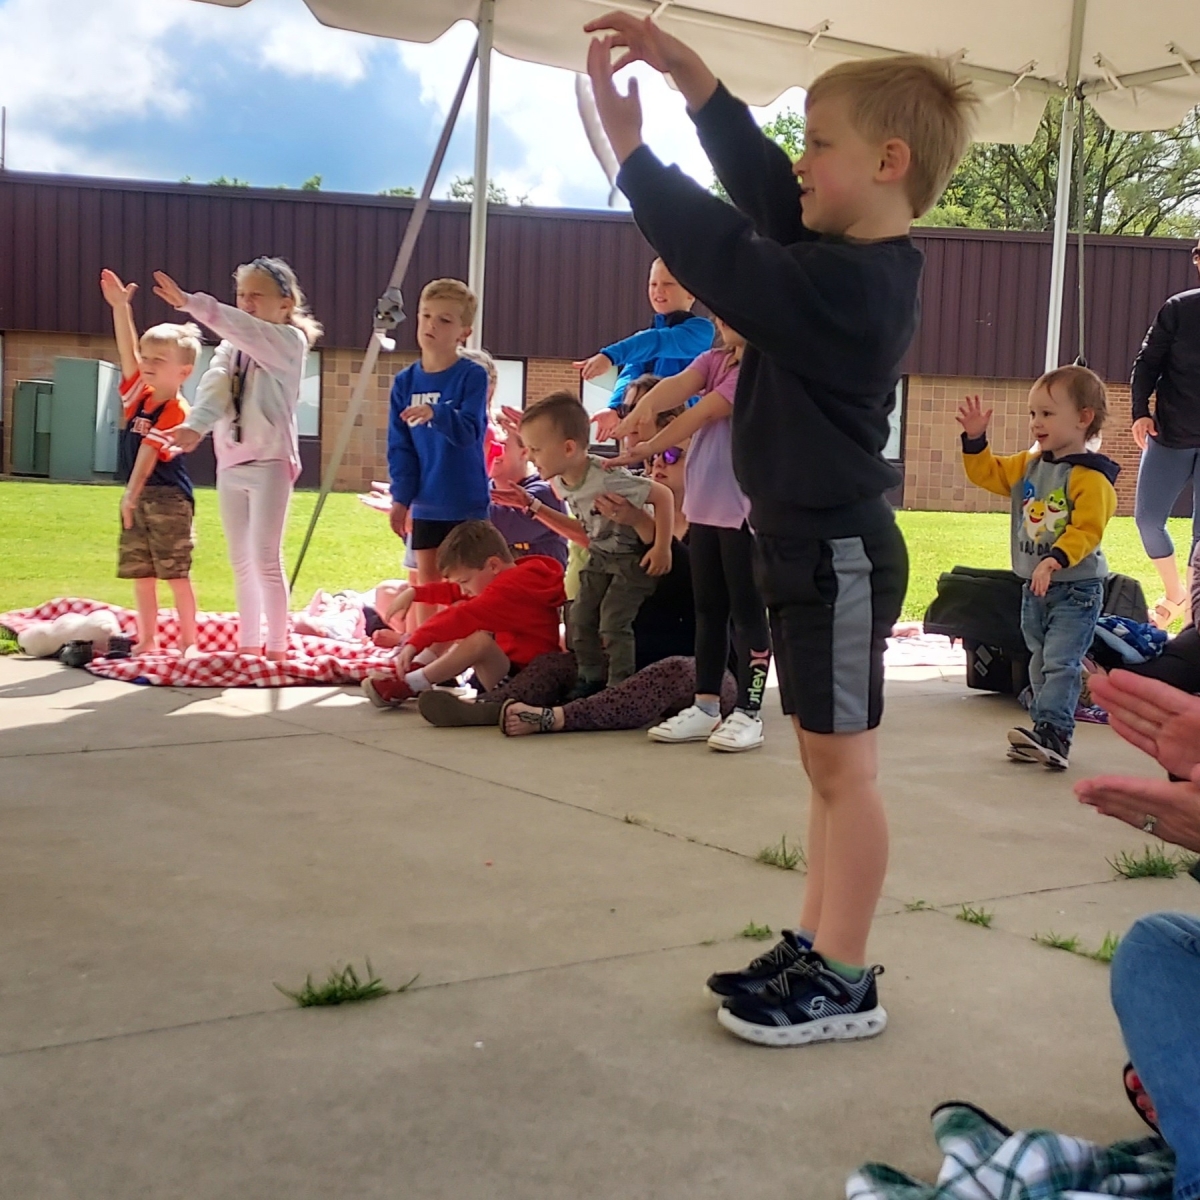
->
xmin=1043 ymin=0 xmax=1088 ymax=372
xmin=467 ymin=0 xmax=495 ymax=350
xmin=288 ymin=37 xmax=480 ymax=593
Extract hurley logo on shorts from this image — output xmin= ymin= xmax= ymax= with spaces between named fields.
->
xmin=411 ymin=392 xmax=442 ymax=407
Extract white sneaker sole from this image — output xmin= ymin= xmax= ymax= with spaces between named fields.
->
xmin=707 ymin=733 xmax=764 ymax=753
xmin=717 ymin=1004 xmax=888 ymax=1047
xmin=648 ymin=723 xmax=719 ymax=744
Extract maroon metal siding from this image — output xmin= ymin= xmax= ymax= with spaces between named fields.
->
xmin=1 ymin=171 xmax=1196 ymax=380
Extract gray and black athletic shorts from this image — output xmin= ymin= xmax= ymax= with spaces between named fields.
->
xmin=753 ymin=510 xmax=907 ymax=734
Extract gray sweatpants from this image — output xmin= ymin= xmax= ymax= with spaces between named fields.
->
xmin=570 ymin=548 xmax=658 ymax=686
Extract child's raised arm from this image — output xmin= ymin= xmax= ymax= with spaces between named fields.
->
xmin=612 ymin=366 xmax=705 ymax=441
xmin=100 ymin=269 xmax=141 ymax=381
xmin=610 ymin=389 xmax=730 ymax=466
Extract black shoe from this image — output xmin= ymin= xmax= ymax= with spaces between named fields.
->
xmin=59 ymin=640 xmax=94 ymax=668
xmin=1007 ymin=722 xmax=1071 ymax=770
xmin=704 ymin=930 xmax=813 ymax=1003
xmin=564 ymin=678 xmax=606 ymax=703
xmin=417 ymin=690 xmax=502 ymax=727
xmin=717 ymin=954 xmax=887 ymax=1047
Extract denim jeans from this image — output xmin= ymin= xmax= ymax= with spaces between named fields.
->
xmin=1020 ymin=576 xmax=1103 ymax=737
xmin=1111 ymin=913 xmax=1200 ymax=1199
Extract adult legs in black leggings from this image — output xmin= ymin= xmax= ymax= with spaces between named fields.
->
xmin=689 ymin=522 xmax=772 ymax=712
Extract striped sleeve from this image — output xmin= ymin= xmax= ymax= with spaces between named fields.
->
xmin=118 ymin=369 xmax=149 ymax=421
xmin=144 ymin=397 xmax=190 ymax=461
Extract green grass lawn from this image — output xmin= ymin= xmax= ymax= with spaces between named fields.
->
xmin=0 ymin=480 xmax=1191 ymax=622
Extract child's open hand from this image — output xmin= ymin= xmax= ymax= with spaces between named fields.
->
xmin=1029 ymin=556 xmax=1060 ymax=597
xmin=491 ymin=481 xmax=534 ymax=510
xmin=152 ymin=271 xmax=189 ymax=310
xmin=401 ymin=404 xmax=434 ymax=427
xmin=956 ymin=394 xmax=993 ymax=440
xmin=641 ymin=541 xmax=672 ymax=577
xmin=603 ymin=443 xmax=653 ymax=469
xmin=100 ymin=269 xmax=137 ymax=308
xmin=496 ymin=404 xmax=525 ymax=443
xmin=573 ymin=352 xmax=613 ymax=381
xmin=585 ymin=36 xmax=644 ymax=164
xmin=591 ymin=408 xmax=621 ymax=442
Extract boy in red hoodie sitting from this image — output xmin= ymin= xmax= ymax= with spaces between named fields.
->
xmin=362 ymin=520 xmax=566 ymax=708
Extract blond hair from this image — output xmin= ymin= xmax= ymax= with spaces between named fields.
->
xmin=458 ymin=346 xmax=497 ymax=386
xmin=234 ymin=256 xmax=323 ymax=347
xmin=140 ymin=322 xmax=202 ymax=366
xmin=521 ymin=390 xmax=590 ymax=444
xmin=1035 ymin=365 xmax=1109 ymax=438
xmin=420 ymin=277 xmax=477 ymax=327
xmin=806 ymin=55 xmax=978 ymax=217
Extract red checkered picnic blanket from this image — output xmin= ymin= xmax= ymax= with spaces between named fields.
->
xmin=0 ymin=598 xmax=395 ymax=688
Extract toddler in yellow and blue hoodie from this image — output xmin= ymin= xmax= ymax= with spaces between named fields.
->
xmin=958 ymin=366 xmax=1119 ymax=769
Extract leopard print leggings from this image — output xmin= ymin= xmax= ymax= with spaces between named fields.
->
xmin=486 ymin=653 xmax=737 ymax=732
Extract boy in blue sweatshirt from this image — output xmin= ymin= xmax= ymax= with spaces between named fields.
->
xmin=388 ymin=278 xmax=491 ymax=606
xmin=577 ymin=257 xmax=713 ymax=441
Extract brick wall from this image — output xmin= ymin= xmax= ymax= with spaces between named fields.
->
xmin=903 ymin=375 xmax=1139 ymax=516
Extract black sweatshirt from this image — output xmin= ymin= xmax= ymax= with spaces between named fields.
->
xmin=1130 ymin=287 xmax=1200 ymax=449
xmin=616 ymin=83 xmax=924 ymax=537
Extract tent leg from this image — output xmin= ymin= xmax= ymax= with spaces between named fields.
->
xmin=288 ymin=37 xmax=480 ymax=593
xmin=467 ymin=0 xmax=495 ymax=350
xmin=1044 ymin=92 xmax=1078 ymax=372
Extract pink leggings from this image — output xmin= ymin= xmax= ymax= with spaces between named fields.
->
xmin=487 ymin=653 xmax=737 ymax=732
xmin=217 ymin=460 xmax=293 ymax=653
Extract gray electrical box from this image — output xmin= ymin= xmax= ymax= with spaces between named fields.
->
xmin=10 ymin=380 xmax=54 ymax=476
xmin=49 ymin=358 xmax=121 ymax=481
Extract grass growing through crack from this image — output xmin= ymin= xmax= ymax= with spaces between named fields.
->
xmin=0 ymin=628 xmax=18 ymax=656
xmin=1109 ymin=843 xmax=1196 ymax=879
xmin=956 ymin=904 xmax=994 ymax=928
xmin=756 ymin=835 xmax=805 ymax=871
xmin=904 ymin=899 xmax=934 ymax=912
xmin=275 ymin=960 xmax=417 ymax=1007
xmin=1033 ymin=931 xmax=1081 ymax=953
xmin=739 ymin=921 xmax=773 ymax=940
xmin=1087 ymin=932 xmax=1122 ymax=964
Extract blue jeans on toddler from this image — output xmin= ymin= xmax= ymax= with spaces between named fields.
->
xmin=1111 ymin=912 xmax=1200 ymax=1199
xmin=1020 ymin=576 xmax=1104 ymax=738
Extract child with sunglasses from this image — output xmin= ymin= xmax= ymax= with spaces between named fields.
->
xmin=610 ymin=318 xmax=770 ymax=751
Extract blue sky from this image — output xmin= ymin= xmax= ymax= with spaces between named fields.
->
xmin=0 ymin=0 xmax=803 ymax=208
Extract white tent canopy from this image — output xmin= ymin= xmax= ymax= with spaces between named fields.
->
xmin=193 ymin=0 xmax=1200 ymax=576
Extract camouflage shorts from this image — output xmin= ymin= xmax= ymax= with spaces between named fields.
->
xmin=118 ymin=487 xmax=195 ymax=579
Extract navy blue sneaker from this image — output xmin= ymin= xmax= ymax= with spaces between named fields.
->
xmin=704 ymin=930 xmax=813 ymax=1003
xmin=717 ymin=954 xmax=887 ymax=1047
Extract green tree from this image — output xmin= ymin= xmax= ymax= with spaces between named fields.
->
xmin=208 ymin=175 xmax=250 ymax=188
xmin=710 ymin=109 xmax=804 ymax=200
xmin=448 ymin=175 xmax=531 ymax=205
xmin=300 ymin=174 xmax=322 ymax=191
xmin=919 ymin=98 xmax=1200 ymax=236
xmin=379 ymin=185 xmax=417 ymax=197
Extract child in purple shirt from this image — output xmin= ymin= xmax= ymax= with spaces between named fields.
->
xmin=609 ymin=319 xmax=771 ymax=753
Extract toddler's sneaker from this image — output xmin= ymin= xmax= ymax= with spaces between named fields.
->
xmin=1007 ymin=722 xmax=1071 ymax=770
xmin=707 ymin=710 xmax=764 ymax=752
xmin=648 ymin=704 xmax=720 ymax=743
xmin=704 ymin=929 xmax=812 ymax=1002
xmin=362 ymin=674 xmax=415 ymax=709
xmin=717 ymin=954 xmax=887 ymax=1047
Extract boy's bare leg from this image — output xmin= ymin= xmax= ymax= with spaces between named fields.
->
xmin=410 ymin=630 xmax=511 ymax=692
xmin=793 ymin=722 xmax=827 ymax=936
xmin=132 ymin=577 xmax=159 ymax=654
xmin=414 ymin=548 xmax=441 ymax=626
xmin=798 ymin=725 xmax=887 ymax=967
xmin=167 ymin=577 xmax=198 ymax=652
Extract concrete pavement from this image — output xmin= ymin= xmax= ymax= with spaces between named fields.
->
xmin=0 ymin=656 xmax=1188 ymax=1198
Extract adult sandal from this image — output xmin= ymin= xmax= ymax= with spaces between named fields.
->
xmin=499 ymin=698 xmax=557 ymax=736
xmin=1150 ymin=595 xmax=1187 ymax=630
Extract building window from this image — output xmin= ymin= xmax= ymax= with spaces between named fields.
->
xmin=181 ymin=347 xmax=322 ymax=438
xmin=494 ymin=358 xmax=526 ymax=413
xmin=884 ymin=378 xmax=905 ymax=462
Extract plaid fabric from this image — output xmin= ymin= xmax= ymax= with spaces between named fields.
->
xmin=0 ymin=598 xmax=395 ymax=688
xmin=847 ymin=1102 xmax=1174 ymax=1200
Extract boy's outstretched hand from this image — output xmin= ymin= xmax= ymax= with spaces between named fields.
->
xmin=152 ymin=271 xmax=188 ymax=311
xmin=100 ymin=269 xmax=137 ymax=308
xmin=956 ymin=394 xmax=993 ymax=440
xmin=586 ymin=35 xmax=645 ymax=165
xmin=491 ymin=481 xmax=534 ymax=510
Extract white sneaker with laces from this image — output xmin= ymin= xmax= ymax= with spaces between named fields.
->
xmin=648 ymin=704 xmax=721 ymax=743
xmin=708 ymin=710 xmax=765 ymax=753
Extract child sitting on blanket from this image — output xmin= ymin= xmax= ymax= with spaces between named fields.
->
xmin=100 ymin=268 xmax=200 ymax=656
xmin=361 ymin=520 xmax=566 ymax=709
